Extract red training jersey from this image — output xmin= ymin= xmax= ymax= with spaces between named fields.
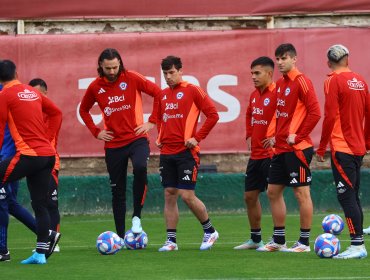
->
xmin=275 ymin=68 xmax=321 ymax=154
xmin=246 ymin=83 xmax=277 ymax=159
xmin=79 ymin=70 xmax=161 ymax=149
xmin=317 ymin=68 xmax=370 ymax=156
xmin=0 ymin=80 xmax=62 ymax=156
xmin=157 ymin=81 xmax=219 ymax=155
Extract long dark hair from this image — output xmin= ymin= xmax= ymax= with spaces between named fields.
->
xmin=97 ymin=48 xmax=125 ymax=77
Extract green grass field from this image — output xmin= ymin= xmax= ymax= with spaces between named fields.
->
xmin=2 ymin=213 xmax=370 ymax=279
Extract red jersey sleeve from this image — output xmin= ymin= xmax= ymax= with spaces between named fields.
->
xmin=245 ymin=98 xmax=253 ymax=139
xmin=41 ymin=94 xmax=63 ymax=142
xmin=79 ymin=84 xmax=101 ymax=138
xmin=192 ymin=86 xmax=219 ymax=142
xmin=130 ymin=71 xmax=162 ymax=124
xmin=294 ymin=75 xmax=321 ymax=143
xmin=0 ymin=92 xmax=8 ymax=150
xmin=317 ymin=75 xmax=338 ymax=156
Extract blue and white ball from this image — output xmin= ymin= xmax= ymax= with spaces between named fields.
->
xmin=124 ymin=230 xmax=148 ymax=250
xmin=322 ymin=214 xmax=345 ymax=235
xmin=96 ymin=231 xmax=122 ymax=255
xmin=314 ymin=233 xmax=340 ymax=258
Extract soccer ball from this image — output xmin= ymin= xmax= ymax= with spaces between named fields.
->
xmin=322 ymin=214 xmax=345 ymax=235
xmin=314 ymin=233 xmax=340 ymax=258
xmin=124 ymin=230 xmax=148 ymax=250
xmin=96 ymin=231 xmax=122 ymax=255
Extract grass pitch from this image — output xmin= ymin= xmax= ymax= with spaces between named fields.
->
xmin=2 ymin=213 xmax=370 ymax=280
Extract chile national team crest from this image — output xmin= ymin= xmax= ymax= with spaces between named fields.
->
xmin=264 ymin=98 xmax=270 ymax=106
xmin=119 ymin=82 xmax=127 ymax=90
xmin=176 ymin=92 xmax=184 ymax=99
xmin=285 ymin=87 xmax=291 ymax=96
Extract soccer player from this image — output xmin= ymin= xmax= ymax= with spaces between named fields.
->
xmin=0 ymin=60 xmax=62 ymax=264
xmin=234 ymin=56 xmax=276 ymax=250
xmin=0 ymin=86 xmax=37 ymax=262
xmin=79 ymin=48 xmax=161 ymax=239
xmin=29 ymin=78 xmax=62 ymax=253
xmin=316 ymin=44 xmax=370 ymax=259
xmin=257 ymin=44 xmax=321 ymax=253
xmin=156 ymin=56 xmax=219 ymax=251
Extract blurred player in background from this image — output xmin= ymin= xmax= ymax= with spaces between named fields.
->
xmin=0 ymin=60 xmax=62 ymax=264
xmin=79 ymin=48 xmax=161 ymax=240
xmin=234 ymin=56 xmax=276 ymax=250
xmin=257 ymin=43 xmax=321 ymax=253
xmin=156 ymin=56 xmax=219 ymax=251
xmin=29 ymin=78 xmax=62 ymax=253
xmin=316 ymin=44 xmax=370 ymax=259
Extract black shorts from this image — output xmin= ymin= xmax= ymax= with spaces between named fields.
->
xmin=268 ymin=147 xmax=313 ymax=187
xmin=159 ymin=149 xmax=199 ymax=190
xmin=330 ymin=151 xmax=363 ymax=195
xmin=245 ymin=158 xmax=271 ymax=192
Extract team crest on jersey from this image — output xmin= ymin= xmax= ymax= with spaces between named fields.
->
xmin=119 ymin=82 xmax=127 ymax=90
xmin=176 ymin=92 xmax=184 ymax=99
xmin=263 ymin=98 xmax=270 ymax=106
xmin=284 ymin=87 xmax=290 ymax=96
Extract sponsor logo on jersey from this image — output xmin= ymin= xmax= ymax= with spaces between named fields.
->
xmin=98 ymin=88 xmax=106 ymax=94
xmin=336 ymin=181 xmax=346 ymax=194
xmin=162 ymin=95 xmax=167 ymax=100
xmin=277 ymin=87 xmax=281 ymax=93
xmin=284 ymin=87 xmax=290 ymax=96
xmin=290 ymin=178 xmax=298 ymax=184
xmin=347 ymin=78 xmax=365 ymax=90
xmin=182 ymin=175 xmax=191 ymax=181
xmin=264 ymin=98 xmax=270 ymax=106
xmin=18 ymin=89 xmax=39 ymax=101
xmin=165 ymin=102 xmax=179 ymax=110
xmin=104 ymin=104 xmax=131 ymax=116
xmin=108 ymin=95 xmax=125 ymax=105
xmin=277 ymin=98 xmax=285 ymax=107
xmin=252 ymin=107 xmax=263 ymax=115
xmin=251 ymin=117 xmax=268 ymax=126
xmin=119 ymin=82 xmax=127 ymax=90
xmin=176 ymin=92 xmax=184 ymax=99
xmin=162 ymin=113 xmax=183 ymax=122
xmin=252 ymin=98 xmax=256 ymax=103
xmin=276 ymin=110 xmax=289 ymax=118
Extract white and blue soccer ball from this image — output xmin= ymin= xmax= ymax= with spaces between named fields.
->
xmin=124 ymin=230 xmax=148 ymax=250
xmin=322 ymin=214 xmax=345 ymax=235
xmin=96 ymin=231 xmax=122 ymax=255
xmin=314 ymin=233 xmax=340 ymax=258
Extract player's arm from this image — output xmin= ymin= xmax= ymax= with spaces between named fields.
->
xmin=0 ymin=94 xmax=8 ymax=149
xmin=192 ymin=87 xmax=219 ymax=143
xmin=316 ymin=76 xmax=338 ymax=160
xmin=79 ymin=86 xmax=104 ymax=138
xmin=294 ymin=76 xmax=321 ymax=144
xmin=41 ymin=94 xmax=62 ymax=142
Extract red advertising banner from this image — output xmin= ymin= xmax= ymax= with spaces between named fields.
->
xmin=0 ymin=28 xmax=369 ymax=156
xmin=0 ymin=0 xmax=369 ymax=19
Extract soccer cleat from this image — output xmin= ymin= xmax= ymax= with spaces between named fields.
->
xmin=158 ymin=241 xmax=178 ymax=252
xmin=200 ymin=230 xmax=219 ymax=250
xmin=53 ymin=244 xmax=60 ymax=253
xmin=363 ymin=226 xmax=370 ymax=235
xmin=333 ymin=245 xmax=367 ymax=259
xmin=131 ymin=216 xmax=143 ymax=234
xmin=21 ymin=252 xmax=46 ymax=264
xmin=256 ymin=240 xmax=288 ymax=252
xmin=287 ymin=241 xmax=311 ymax=252
xmin=0 ymin=251 xmax=10 ymax=262
xmin=234 ymin=239 xmax=264 ymax=250
xmin=46 ymin=230 xmax=61 ymax=259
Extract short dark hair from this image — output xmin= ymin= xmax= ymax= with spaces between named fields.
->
xmin=0 ymin=60 xmax=16 ymax=82
xmin=275 ymin=43 xmax=297 ymax=58
xmin=97 ymin=48 xmax=125 ymax=77
xmin=161 ymin=56 xmax=182 ymax=71
xmin=251 ymin=56 xmax=274 ymax=69
xmin=29 ymin=78 xmax=48 ymax=90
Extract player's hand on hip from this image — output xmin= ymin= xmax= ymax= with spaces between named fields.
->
xmin=185 ymin=137 xmax=198 ymax=149
xmin=155 ymin=140 xmax=163 ymax=149
xmin=135 ymin=122 xmax=155 ymax=135
xmin=262 ymin=137 xmax=275 ymax=149
xmin=286 ymin=134 xmax=297 ymax=145
xmin=97 ymin=130 xmax=114 ymax=142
